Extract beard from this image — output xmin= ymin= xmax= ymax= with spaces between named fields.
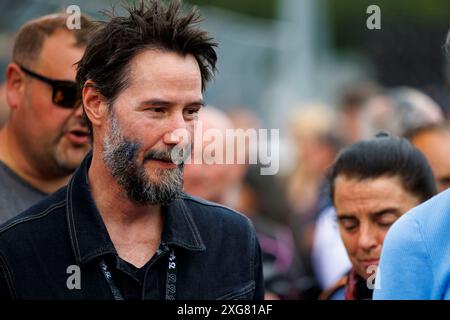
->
xmin=102 ymin=112 xmax=184 ymax=205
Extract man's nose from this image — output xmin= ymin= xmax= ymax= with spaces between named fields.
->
xmin=163 ymin=113 xmax=190 ymax=146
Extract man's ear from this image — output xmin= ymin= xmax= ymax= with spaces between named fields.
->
xmin=6 ymin=63 xmax=26 ymax=110
xmin=82 ymin=80 xmax=109 ymax=130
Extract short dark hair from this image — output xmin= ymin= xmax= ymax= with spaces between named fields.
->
xmin=14 ymin=13 xmax=96 ymax=67
xmin=76 ymin=0 xmax=218 ymax=136
xmin=328 ymin=133 xmax=437 ymax=204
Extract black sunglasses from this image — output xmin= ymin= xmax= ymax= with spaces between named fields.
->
xmin=18 ymin=64 xmax=82 ymax=109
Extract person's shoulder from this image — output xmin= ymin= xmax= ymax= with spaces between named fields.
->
xmin=374 ymin=193 xmax=448 ymax=300
xmin=380 ymin=190 xmax=450 ymax=274
xmin=181 ymin=193 xmax=250 ymax=220
xmin=396 ymin=190 xmax=450 ymax=243
xmin=409 ymin=189 xmax=450 ymax=219
xmin=179 ymin=193 xmax=254 ymax=232
xmin=319 ymin=275 xmax=348 ymax=300
xmin=0 ymin=186 xmax=67 ymax=239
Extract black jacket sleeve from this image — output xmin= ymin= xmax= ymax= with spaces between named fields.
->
xmin=0 ymin=253 xmax=14 ymax=299
xmin=253 ymin=233 xmax=265 ymax=300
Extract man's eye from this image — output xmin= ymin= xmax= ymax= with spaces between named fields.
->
xmin=186 ymin=108 xmax=199 ymax=115
xmin=184 ymin=108 xmax=200 ymax=119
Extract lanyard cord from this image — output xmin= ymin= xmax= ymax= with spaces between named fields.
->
xmin=100 ymin=259 xmax=124 ymax=300
xmin=100 ymin=248 xmax=177 ymax=300
xmin=165 ymin=249 xmax=177 ymax=300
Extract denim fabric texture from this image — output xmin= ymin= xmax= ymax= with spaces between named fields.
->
xmin=0 ymin=153 xmax=264 ymax=300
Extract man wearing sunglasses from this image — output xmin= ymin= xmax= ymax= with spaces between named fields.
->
xmin=0 ymin=13 xmax=96 ymax=222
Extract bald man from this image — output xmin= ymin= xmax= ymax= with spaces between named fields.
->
xmin=409 ymin=123 xmax=450 ymax=193
xmin=183 ymin=106 xmax=246 ymax=206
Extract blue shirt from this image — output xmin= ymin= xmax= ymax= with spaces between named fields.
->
xmin=373 ymin=189 xmax=450 ymax=300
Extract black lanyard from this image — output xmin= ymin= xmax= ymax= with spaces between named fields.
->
xmin=100 ymin=248 xmax=177 ymax=300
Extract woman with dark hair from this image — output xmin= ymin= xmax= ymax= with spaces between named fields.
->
xmin=320 ymin=133 xmax=436 ymax=300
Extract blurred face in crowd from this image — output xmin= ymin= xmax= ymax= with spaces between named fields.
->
xmin=183 ymin=108 xmax=242 ymax=204
xmin=184 ymin=156 xmax=242 ymax=204
xmin=8 ymin=29 xmax=89 ymax=175
xmin=334 ymin=175 xmax=421 ymax=280
xmin=94 ymin=50 xmax=203 ymax=204
xmin=411 ymin=129 xmax=450 ymax=192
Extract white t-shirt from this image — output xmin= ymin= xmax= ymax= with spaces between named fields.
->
xmin=312 ymin=206 xmax=352 ymax=290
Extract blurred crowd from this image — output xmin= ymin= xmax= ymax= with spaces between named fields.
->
xmin=0 ymin=3 xmax=449 ymax=301
xmin=184 ymin=79 xmax=450 ymax=299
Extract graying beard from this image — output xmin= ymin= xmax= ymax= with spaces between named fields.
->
xmin=103 ymin=113 xmax=183 ymax=205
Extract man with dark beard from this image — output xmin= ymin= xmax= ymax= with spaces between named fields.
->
xmin=102 ymin=108 xmax=185 ymax=205
xmin=0 ymin=0 xmax=264 ymax=300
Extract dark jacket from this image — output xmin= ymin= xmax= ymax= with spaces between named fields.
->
xmin=0 ymin=154 xmax=264 ymax=300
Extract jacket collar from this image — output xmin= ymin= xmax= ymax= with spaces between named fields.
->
xmin=66 ymin=152 xmax=206 ymax=267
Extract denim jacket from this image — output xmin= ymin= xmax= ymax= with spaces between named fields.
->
xmin=0 ymin=154 xmax=264 ymax=300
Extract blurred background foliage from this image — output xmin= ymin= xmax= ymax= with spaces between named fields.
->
xmin=187 ymin=0 xmax=278 ymax=20
xmin=0 ymin=0 xmax=449 ymax=126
